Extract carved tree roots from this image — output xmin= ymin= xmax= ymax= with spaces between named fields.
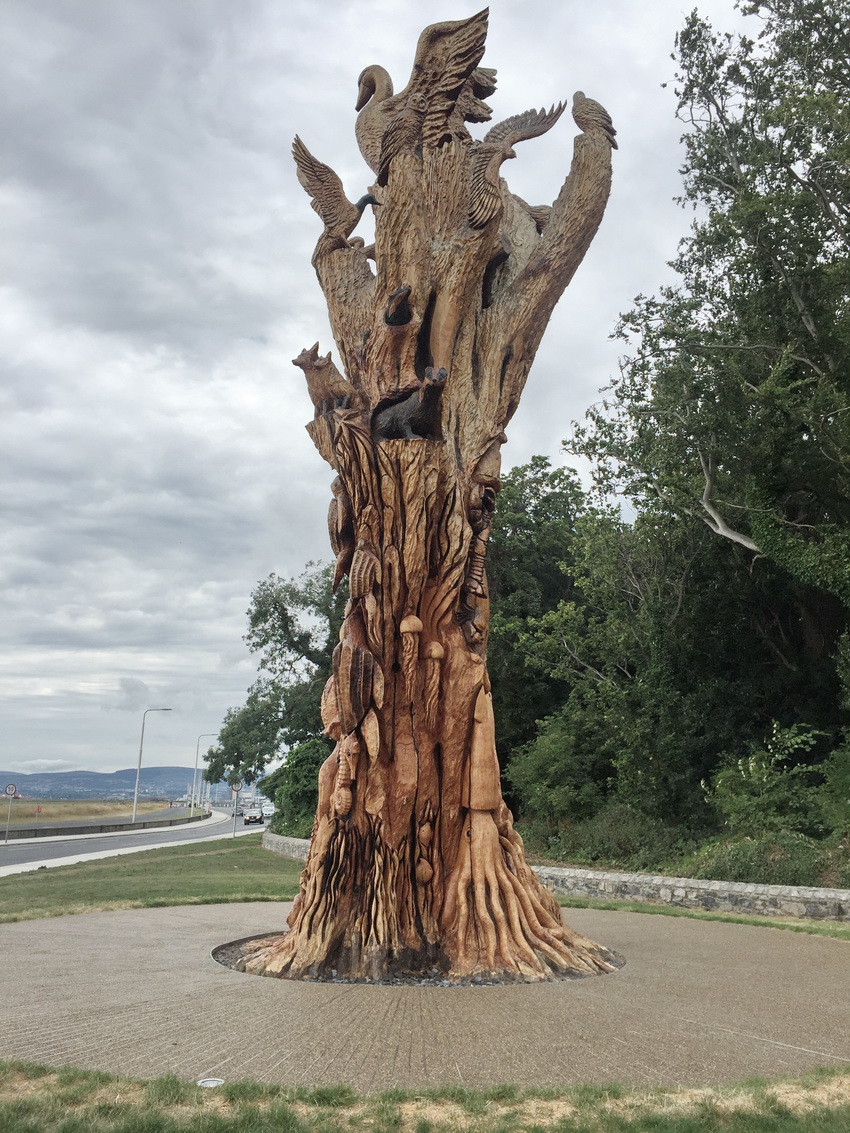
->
xmin=238 ymin=12 xmax=622 ymax=983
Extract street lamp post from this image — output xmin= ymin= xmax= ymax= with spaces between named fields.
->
xmin=191 ymin=733 xmax=217 ymax=815
xmin=132 ymin=708 xmax=172 ymax=823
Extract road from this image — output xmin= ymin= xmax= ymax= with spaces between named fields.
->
xmin=0 ymin=808 xmax=264 ymax=877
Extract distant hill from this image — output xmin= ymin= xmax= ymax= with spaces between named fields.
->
xmin=0 ymin=766 xmax=230 ymax=800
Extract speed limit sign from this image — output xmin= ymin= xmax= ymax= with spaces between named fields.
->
xmin=4 ymin=784 xmax=15 ymax=797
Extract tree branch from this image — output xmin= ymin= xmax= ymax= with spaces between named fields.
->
xmin=697 ymin=449 xmax=761 ymax=552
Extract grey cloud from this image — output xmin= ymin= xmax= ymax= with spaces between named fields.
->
xmin=112 ymin=677 xmax=151 ymax=712
xmin=1 ymin=0 xmax=747 ymax=771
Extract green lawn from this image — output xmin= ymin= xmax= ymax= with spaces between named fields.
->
xmin=0 ymin=834 xmax=303 ymax=923
xmin=1 ymin=1059 xmax=849 ymax=1132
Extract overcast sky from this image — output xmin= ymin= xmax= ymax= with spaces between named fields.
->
xmin=1 ymin=0 xmax=749 ymax=777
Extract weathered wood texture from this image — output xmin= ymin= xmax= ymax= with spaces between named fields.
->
xmin=239 ymin=8 xmax=622 ymax=983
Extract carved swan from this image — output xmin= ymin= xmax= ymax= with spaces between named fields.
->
xmin=354 ymin=9 xmax=490 ymax=176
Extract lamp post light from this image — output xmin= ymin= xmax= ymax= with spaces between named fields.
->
xmin=132 ymin=708 xmax=172 ymax=823
xmin=191 ymin=733 xmax=217 ymax=816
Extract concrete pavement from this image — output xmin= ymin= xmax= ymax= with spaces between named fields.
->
xmin=0 ymin=902 xmax=848 ymax=1089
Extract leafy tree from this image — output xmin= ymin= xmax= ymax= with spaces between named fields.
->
xmin=571 ymin=0 xmax=849 ymax=667
xmin=487 ymin=457 xmax=582 ymax=764
xmin=204 ymin=680 xmax=285 ymax=787
xmin=263 ymin=736 xmax=332 ymax=838
xmin=204 ymin=564 xmax=344 ymax=789
xmin=508 ymin=499 xmax=844 ymax=836
xmin=510 ymin=1 xmax=850 ymax=852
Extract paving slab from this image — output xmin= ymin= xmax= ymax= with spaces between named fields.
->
xmin=0 ymin=903 xmax=848 ymax=1090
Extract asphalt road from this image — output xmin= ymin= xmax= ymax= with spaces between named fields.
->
xmin=0 ymin=808 xmax=262 ymax=876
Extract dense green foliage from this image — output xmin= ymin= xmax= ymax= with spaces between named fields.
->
xmin=492 ymin=2 xmax=850 ymax=880
xmin=486 ymin=458 xmax=579 ymax=770
xmin=265 ymin=736 xmax=331 ymax=838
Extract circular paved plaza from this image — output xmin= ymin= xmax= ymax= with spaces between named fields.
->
xmin=1 ymin=903 xmax=848 ymax=1089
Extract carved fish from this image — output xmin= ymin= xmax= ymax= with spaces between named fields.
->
xmin=332 ymin=639 xmax=376 ymax=734
xmin=371 ymin=659 xmax=385 ymax=709
xmin=320 ymin=676 xmax=342 ymax=740
xmin=361 ymin=708 xmax=381 ymax=764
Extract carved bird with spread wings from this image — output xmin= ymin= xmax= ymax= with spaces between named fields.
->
xmin=292 ymin=135 xmax=378 ymax=258
xmin=355 ymin=8 xmax=490 ymax=176
xmin=571 ymin=91 xmax=618 ymax=149
xmin=468 ymin=102 xmax=566 ymax=229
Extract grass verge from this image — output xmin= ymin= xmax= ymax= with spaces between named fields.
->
xmin=0 ymin=833 xmax=302 ymax=923
xmin=3 ymin=798 xmax=169 ymax=826
xmin=1 ymin=1060 xmax=850 ymax=1132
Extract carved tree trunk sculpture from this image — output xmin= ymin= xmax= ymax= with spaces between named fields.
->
xmin=239 ymin=10 xmax=623 ymax=983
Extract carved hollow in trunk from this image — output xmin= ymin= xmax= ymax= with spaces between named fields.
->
xmin=240 ymin=11 xmax=621 ymax=984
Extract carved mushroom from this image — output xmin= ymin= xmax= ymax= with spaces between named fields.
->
xmin=399 ymin=614 xmax=423 ymax=698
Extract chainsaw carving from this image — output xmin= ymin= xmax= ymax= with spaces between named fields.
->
xmin=292 ymin=136 xmax=379 ymax=260
xmin=240 ymin=8 xmax=622 ymax=984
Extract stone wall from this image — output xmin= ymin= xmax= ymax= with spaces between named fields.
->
xmin=534 ymin=865 xmax=850 ymax=922
xmin=262 ymin=831 xmax=850 ymax=922
xmin=263 ymin=831 xmax=310 ymax=862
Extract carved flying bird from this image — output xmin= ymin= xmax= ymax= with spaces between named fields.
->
xmin=571 ymin=90 xmax=618 ymax=149
xmin=292 ymin=135 xmax=378 ymax=255
xmin=468 ymin=102 xmax=566 ymax=229
xmin=355 ymin=8 xmax=490 ymax=175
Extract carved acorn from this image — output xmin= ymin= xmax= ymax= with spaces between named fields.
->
xmin=415 ymin=858 xmax=433 ymax=884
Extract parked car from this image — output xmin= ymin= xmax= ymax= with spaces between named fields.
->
xmin=243 ymin=808 xmax=264 ymax=825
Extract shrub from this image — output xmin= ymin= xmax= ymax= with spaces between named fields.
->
xmin=527 ymin=803 xmax=699 ymax=870
xmin=705 ymin=722 xmax=827 ymax=836
xmin=683 ymin=832 xmax=827 ymax=887
xmin=263 ymin=737 xmax=329 ymax=837
xmin=819 ymin=743 xmax=850 ymax=836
